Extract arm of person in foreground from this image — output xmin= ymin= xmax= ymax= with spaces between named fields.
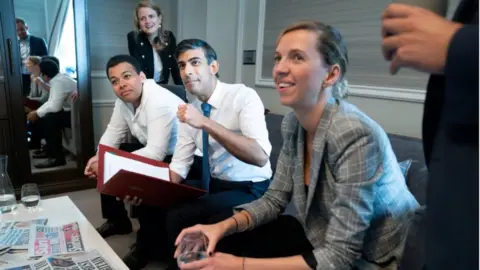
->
xmin=202 ymin=90 xmax=270 ymax=167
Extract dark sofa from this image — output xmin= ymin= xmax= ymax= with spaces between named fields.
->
xmin=265 ymin=113 xmax=428 ymax=270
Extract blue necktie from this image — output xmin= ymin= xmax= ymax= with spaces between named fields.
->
xmin=200 ymin=103 xmax=211 ymax=192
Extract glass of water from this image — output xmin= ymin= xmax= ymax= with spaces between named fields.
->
xmin=177 ymin=232 xmax=208 ymax=266
xmin=21 ymin=183 xmax=40 ymax=211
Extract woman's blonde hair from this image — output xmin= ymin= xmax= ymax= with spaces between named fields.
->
xmin=133 ymin=0 xmax=169 ymax=51
xmin=27 ymin=55 xmax=42 ymax=65
xmin=278 ymin=21 xmax=350 ymax=99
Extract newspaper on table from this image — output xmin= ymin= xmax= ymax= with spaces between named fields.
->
xmin=0 ymin=219 xmax=48 ymax=249
xmin=4 ymin=250 xmax=113 ymax=270
xmin=0 ymin=249 xmax=42 ymax=267
xmin=28 ymin=222 xmax=85 ymax=257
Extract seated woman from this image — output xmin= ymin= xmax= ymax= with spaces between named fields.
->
xmin=174 ymin=21 xmax=419 ymax=270
xmin=24 ymin=56 xmax=49 ymax=111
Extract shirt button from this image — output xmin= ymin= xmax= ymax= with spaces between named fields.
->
xmin=141 ymin=55 xmax=145 ymax=58
xmin=140 ymin=42 xmax=143 ymax=46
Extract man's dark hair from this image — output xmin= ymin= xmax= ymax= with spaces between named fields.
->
xmin=41 ymin=56 xmax=60 ymax=68
xmin=39 ymin=60 xmax=59 ymax=79
xmin=15 ymin=17 xmax=26 ymax=25
xmin=105 ymin=55 xmax=142 ymax=79
xmin=175 ymin=39 xmax=219 ymax=78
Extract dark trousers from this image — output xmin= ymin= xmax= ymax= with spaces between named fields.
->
xmin=216 ymin=215 xmax=312 ymax=257
xmin=139 ymin=171 xmax=270 ymax=260
xmin=22 ymin=74 xmax=31 ymax=96
xmin=30 ymin=110 xmax=71 ymax=159
xmin=425 ymin=125 xmax=479 ymax=270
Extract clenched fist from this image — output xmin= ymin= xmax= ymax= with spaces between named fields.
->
xmin=177 ymin=104 xmax=207 ymax=129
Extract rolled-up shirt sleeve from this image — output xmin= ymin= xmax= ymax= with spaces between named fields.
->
xmin=132 ymin=103 xmax=176 ymax=161
xmin=98 ymin=100 xmax=129 ymax=150
xmin=36 ymin=78 xmax=71 ymax=117
xmin=237 ymin=88 xmax=272 ymax=156
xmin=169 ymin=123 xmax=197 ymax=179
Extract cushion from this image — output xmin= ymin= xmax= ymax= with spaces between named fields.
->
xmin=399 ymin=159 xmax=413 ymax=177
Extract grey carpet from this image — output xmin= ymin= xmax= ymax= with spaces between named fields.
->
xmin=44 ymin=189 xmax=167 ymax=269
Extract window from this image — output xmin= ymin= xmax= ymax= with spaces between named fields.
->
xmin=257 ymin=0 xmax=459 ymax=90
xmin=54 ymin=0 xmax=77 ymax=78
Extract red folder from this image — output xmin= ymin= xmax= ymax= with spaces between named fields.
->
xmin=97 ymin=144 xmax=206 ymax=208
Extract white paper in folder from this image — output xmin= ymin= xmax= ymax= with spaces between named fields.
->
xmin=103 ymin=152 xmax=170 ymax=184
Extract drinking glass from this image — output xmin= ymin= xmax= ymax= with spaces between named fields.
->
xmin=21 ymin=183 xmax=40 ymax=211
xmin=177 ymin=232 xmax=208 ymax=266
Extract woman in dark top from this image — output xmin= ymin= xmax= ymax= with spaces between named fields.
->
xmin=127 ymin=0 xmax=182 ymax=85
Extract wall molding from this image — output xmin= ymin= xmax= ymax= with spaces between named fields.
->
xmin=92 ymin=99 xmax=115 ymax=107
xmin=235 ymin=0 xmax=246 ymax=83
xmin=91 ymin=70 xmax=113 ymax=107
xmin=255 ymin=78 xmax=426 ymax=103
xmin=91 ymin=70 xmax=106 ymax=78
xmin=254 ymin=0 xmax=426 ymax=103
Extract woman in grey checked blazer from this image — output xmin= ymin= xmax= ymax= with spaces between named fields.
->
xmin=173 ymin=21 xmax=420 ymax=270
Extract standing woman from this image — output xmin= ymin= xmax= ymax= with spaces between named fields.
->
xmin=127 ymin=0 xmax=183 ymax=86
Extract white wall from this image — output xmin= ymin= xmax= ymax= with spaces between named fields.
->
xmin=178 ymin=0 xmax=426 ymax=138
xmin=177 ymin=0 xmax=243 ymax=85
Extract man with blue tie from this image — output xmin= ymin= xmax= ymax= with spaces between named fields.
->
xmin=122 ymin=38 xmax=273 ymax=270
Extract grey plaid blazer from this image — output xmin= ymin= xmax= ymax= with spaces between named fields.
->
xmin=238 ymin=97 xmax=419 ymax=270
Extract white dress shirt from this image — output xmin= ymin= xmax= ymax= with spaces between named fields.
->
xmin=170 ymin=80 xmax=273 ymax=182
xmin=152 ymin=48 xmax=163 ymax=82
xmin=36 ymin=73 xmax=76 ymax=118
xmin=19 ymin=36 xmax=30 ymax=74
xmin=98 ymin=79 xmax=184 ymax=161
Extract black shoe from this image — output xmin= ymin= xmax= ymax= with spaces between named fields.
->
xmin=96 ymin=220 xmax=132 ymax=238
xmin=29 ymin=142 xmax=41 ymax=150
xmin=123 ymin=243 xmax=150 ymax=270
xmin=32 ymin=152 xmax=48 ymax=159
xmin=33 ymin=148 xmax=46 ymax=156
xmin=34 ymin=158 xmax=66 ymax=168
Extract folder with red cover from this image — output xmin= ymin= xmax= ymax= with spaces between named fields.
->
xmin=97 ymin=144 xmax=206 ymax=208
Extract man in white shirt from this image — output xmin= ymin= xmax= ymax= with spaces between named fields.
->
xmin=83 ymin=55 xmax=186 ymax=252
xmin=125 ymin=38 xmax=272 ymax=269
xmin=26 ymin=59 xmax=75 ymax=168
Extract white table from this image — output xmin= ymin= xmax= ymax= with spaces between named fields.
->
xmin=0 ymin=196 xmax=128 ymax=269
